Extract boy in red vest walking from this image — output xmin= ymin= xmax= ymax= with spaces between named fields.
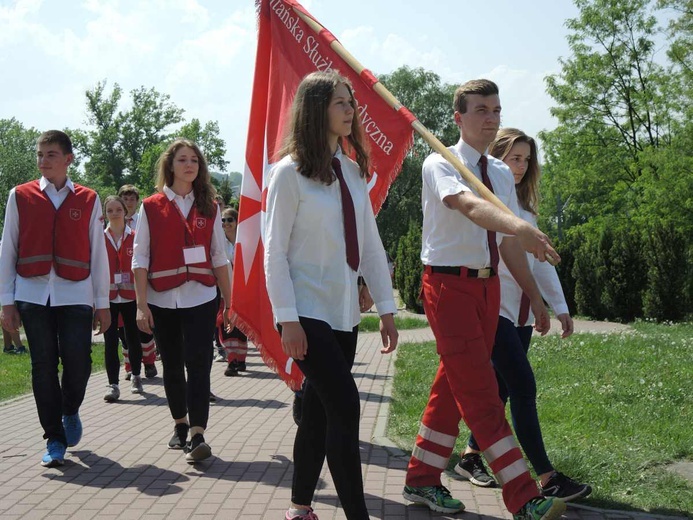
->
xmin=0 ymin=130 xmax=111 ymax=467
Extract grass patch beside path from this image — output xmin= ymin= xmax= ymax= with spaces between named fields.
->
xmin=0 ymin=343 xmax=106 ymax=402
xmin=359 ymin=314 xmax=428 ymax=333
xmin=389 ymin=321 xmax=693 ymax=517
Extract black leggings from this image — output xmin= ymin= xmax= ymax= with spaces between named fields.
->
xmin=103 ymin=301 xmax=142 ymax=382
xmin=149 ymin=299 xmax=216 ymax=428
xmin=284 ymin=317 xmax=368 ymax=520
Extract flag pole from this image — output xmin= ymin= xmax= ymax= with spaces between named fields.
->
xmin=291 ymin=6 xmax=511 ymax=215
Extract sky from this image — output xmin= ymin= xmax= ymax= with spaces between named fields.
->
xmin=0 ymin=0 xmax=583 ymax=174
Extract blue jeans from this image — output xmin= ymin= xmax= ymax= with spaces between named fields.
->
xmin=16 ymin=301 xmax=94 ymax=446
xmin=468 ymin=316 xmax=553 ymax=475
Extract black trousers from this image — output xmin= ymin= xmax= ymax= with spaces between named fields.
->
xmin=149 ymin=298 xmax=216 ymax=428
xmin=284 ymin=317 xmax=368 ymax=520
xmin=104 ymin=301 xmax=142 ymax=381
xmin=16 ymin=301 xmax=93 ymax=446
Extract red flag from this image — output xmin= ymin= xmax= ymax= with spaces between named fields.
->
xmin=232 ymin=0 xmax=414 ymax=390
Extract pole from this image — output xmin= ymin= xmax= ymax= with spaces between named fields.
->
xmin=292 ymin=6 xmax=512 ymax=215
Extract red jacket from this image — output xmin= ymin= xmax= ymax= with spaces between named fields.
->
xmin=143 ymin=192 xmax=216 ymax=291
xmin=15 ymin=180 xmax=96 ymax=281
xmin=105 ymin=229 xmax=136 ymax=301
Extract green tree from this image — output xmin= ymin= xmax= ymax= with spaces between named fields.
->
xmin=539 ymin=0 xmax=676 ymax=233
xmin=178 ymin=119 xmax=229 ymax=173
xmin=0 ymin=119 xmax=40 ymax=228
xmin=377 ymin=66 xmax=458 ymax=255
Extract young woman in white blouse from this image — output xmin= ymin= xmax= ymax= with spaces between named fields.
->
xmin=102 ymin=195 xmax=143 ymax=401
xmin=133 ymin=138 xmax=232 ymax=463
xmin=455 ymin=128 xmax=591 ymax=501
xmin=264 ymin=71 xmax=398 ymax=520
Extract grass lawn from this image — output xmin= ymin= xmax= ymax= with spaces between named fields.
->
xmin=389 ymin=321 xmax=693 ymax=517
xmin=0 ymin=343 xmax=106 ymax=402
xmin=359 ymin=314 xmax=428 ymax=332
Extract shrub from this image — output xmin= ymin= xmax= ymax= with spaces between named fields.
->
xmin=642 ymin=222 xmax=688 ymax=322
xmin=394 ymin=220 xmax=424 ymax=314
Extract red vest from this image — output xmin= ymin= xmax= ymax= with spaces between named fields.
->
xmin=15 ymin=180 xmax=96 ymax=281
xmin=105 ymin=230 xmax=136 ymax=301
xmin=143 ymin=192 xmax=216 ymax=291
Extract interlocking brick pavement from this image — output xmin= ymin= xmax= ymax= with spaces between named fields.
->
xmin=0 ymin=327 xmax=685 ymax=519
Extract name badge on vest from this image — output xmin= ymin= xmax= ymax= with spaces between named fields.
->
xmin=183 ymin=245 xmax=207 ymax=265
xmin=114 ymin=273 xmax=123 ymax=284
xmin=120 ymin=272 xmax=131 ymax=284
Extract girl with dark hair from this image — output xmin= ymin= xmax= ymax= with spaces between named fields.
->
xmin=133 ymin=138 xmax=232 ymax=463
xmin=218 ymin=207 xmax=248 ymax=377
xmin=102 ymin=195 xmax=144 ymax=401
xmin=454 ymin=128 xmax=591 ymax=502
xmin=265 ymin=71 xmax=398 ymax=520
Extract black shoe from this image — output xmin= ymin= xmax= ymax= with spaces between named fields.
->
xmin=144 ymin=363 xmax=158 ymax=379
xmin=14 ymin=345 xmax=27 ymax=354
xmin=3 ymin=345 xmax=16 ymax=354
xmin=168 ymin=423 xmax=189 ymax=450
xmin=541 ymin=471 xmax=592 ymax=501
xmin=209 ymin=391 xmax=218 ymax=402
xmin=124 ymin=372 xmax=132 ymax=381
xmin=454 ymin=452 xmax=496 ymax=487
xmin=224 ymin=361 xmax=239 ymax=377
xmin=237 ymin=361 xmax=247 ymax=371
xmin=292 ymin=391 xmax=303 ymax=426
xmin=185 ymin=433 xmax=211 ymax=463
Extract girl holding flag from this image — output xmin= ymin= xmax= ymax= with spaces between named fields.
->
xmin=133 ymin=138 xmax=232 ymax=464
xmin=264 ymin=71 xmax=398 ymax=520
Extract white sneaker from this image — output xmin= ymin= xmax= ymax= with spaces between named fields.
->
xmin=131 ymin=375 xmax=144 ymax=394
xmin=213 ymin=351 xmax=226 ymax=363
xmin=104 ymin=384 xmax=120 ymax=402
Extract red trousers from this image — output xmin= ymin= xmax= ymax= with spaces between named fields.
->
xmin=405 ymin=269 xmax=539 ymax=513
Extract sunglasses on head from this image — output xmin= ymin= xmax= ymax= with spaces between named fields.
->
xmin=221 ymin=218 xmax=236 ymax=223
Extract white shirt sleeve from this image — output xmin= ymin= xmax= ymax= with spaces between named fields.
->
xmin=533 ymin=259 xmax=569 ymax=316
xmin=424 ymin=156 xmax=471 ymax=204
xmin=359 ymin=184 xmax=397 ymax=317
xmin=131 ymin=205 xmax=150 ymax=271
xmin=89 ymin=195 xmax=111 ymax=309
xmin=264 ymin=164 xmax=300 ymax=324
xmin=0 ymin=190 xmax=19 ymax=306
xmin=210 ymin=205 xmax=229 ymax=269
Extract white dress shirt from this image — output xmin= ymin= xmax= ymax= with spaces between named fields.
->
xmin=131 ymin=185 xmax=228 ymax=309
xmin=105 ymin=225 xmax=135 ymax=304
xmin=224 ymin=237 xmax=235 ymax=280
xmin=499 ymin=208 xmax=569 ymax=325
xmin=126 ymin=212 xmax=139 ymax=230
xmin=0 ymin=176 xmax=110 ymax=309
xmin=264 ymin=148 xmax=397 ymax=332
xmin=421 ymin=139 xmax=520 ymax=268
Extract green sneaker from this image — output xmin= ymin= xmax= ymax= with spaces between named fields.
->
xmin=513 ymin=496 xmax=566 ymax=520
xmin=402 ymin=484 xmax=465 ymax=513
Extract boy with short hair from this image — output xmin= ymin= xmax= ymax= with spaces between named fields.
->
xmin=0 ymin=130 xmax=111 ymax=467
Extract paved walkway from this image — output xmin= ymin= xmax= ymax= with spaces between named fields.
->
xmin=0 ymin=326 xmax=683 ymax=520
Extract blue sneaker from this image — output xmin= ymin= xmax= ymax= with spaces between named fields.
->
xmin=41 ymin=439 xmax=66 ymax=467
xmin=62 ymin=413 xmax=82 ymax=447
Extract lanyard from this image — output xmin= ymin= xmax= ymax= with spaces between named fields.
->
xmin=167 ymin=197 xmax=199 ymax=245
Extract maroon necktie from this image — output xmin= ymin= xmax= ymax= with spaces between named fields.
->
xmin=479 ymin=155 xmax=499 ymax=271
xmin=518 ymin=293 xmax=530 ymax=326
xmin=332 ymin=157 xmax=360 ymax=271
